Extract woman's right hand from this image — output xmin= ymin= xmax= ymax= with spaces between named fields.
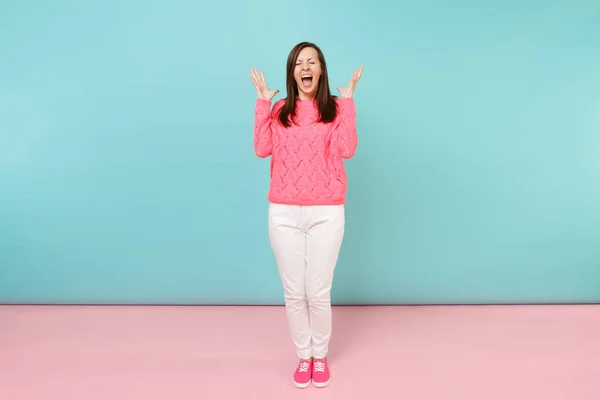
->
xmin=250 ymin=67 xmax=279 ymax=101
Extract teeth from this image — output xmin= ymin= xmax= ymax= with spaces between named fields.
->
xmin=302 ymin=74 xmax=312 ymax=78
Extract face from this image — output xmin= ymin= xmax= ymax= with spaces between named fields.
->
xmin=294 ymin=47 xmax=322 ymax=100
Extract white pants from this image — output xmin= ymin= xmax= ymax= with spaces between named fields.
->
xmin=268 ymin=202 xmax=345 ymax=360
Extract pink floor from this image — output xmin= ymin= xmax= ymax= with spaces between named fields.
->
xmin=1 ymin=304 xmax=599 ymax=399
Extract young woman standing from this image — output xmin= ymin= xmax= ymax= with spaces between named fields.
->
xmin=250 ymin=41 xmax=363 ymax=389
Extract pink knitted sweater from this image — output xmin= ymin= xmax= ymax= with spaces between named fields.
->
xmin=253 ymin=97 xmax=358 ymax=206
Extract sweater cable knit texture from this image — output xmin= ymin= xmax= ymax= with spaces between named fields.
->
xmin=253 ymin=97 xmax=358 ymax=206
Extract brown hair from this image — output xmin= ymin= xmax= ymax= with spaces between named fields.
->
xmin=278 ymin=42 xmax=338 ymax=127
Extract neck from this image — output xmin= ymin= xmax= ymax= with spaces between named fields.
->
xmin=298 ymin=92 xmax=315 ymax=101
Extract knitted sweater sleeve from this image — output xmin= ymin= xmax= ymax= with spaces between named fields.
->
xmin=335 ymin=98 xmax=358 ymax=159
xmin=253 ymin=99 xmax=280 ymax=158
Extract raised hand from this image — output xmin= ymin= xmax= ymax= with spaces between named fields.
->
xmin=337 ymin=65 xmax=364 ymax=99
xmin=250 ymin=67 xmax=279 ymax=101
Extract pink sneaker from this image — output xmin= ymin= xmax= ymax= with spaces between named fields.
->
xmin=312 ymin=358 xmax=330 ymax=387
xmin=293 ymin=359 xmax=312 ymax=388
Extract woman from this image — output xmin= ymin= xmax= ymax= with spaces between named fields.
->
xmin=250 ymin=41 xmax=363 ymax=389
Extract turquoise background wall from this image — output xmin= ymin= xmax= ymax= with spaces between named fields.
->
xmin=1 ymin=1 xmax=599 ymax=305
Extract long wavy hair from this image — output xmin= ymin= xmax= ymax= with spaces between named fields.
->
xmin=278 ymin=42 xmax=338 ymax=127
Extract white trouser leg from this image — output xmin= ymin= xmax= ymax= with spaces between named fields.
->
xmin=268 ymin=203 xmax=345 ymax=360
xmin=268 ymin=203 xmax=312 ymax=359
xmin=305 ymin=205 xmax=344 ymax=359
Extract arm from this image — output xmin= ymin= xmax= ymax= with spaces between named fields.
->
xmin=249 ymin=67 xmax=279 ymax=158
xmin=335 ymin=65 xmax=363 ymax=159
xmin=254 ymin=99 xmax=275 ymax=158
xmin=335 ymin=98 xmax=358 ymax=159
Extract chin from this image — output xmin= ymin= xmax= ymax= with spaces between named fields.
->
xmin=297 ymin=86 xmax=318 ymax=99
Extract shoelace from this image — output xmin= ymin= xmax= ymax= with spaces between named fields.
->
xmin=298 ymin=362 xmax=310 ymax=372
xmin=314 ymin=361 xmax=325 ymax=373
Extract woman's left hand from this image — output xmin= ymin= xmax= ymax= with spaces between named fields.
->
xmin=337 ymin=65 xmax=364 ymax=98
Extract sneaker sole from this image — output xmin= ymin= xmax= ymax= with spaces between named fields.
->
xmin=294 ymin=379 xmax=312 ymax=389
xmin=313 ymin=378 xmax=330 ymax=388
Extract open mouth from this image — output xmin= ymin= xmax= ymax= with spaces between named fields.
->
xmin=301 ymin=74 xmax=313 ymax=87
